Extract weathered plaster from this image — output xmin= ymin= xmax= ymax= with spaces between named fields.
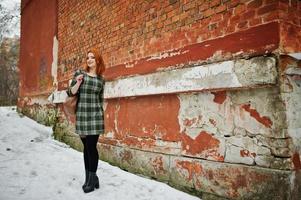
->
xmin=177 ymin=86 xmax=292 ymax=168
xmin=48 ymin=90 xmax=68 ymax=104
xmin=51 ymin=36 xmax=58 ymax=89
xmin=94 ymin=142 xmax=294 ymax=200
xmin=104 ymin=57 xmax=277 ymax=99
xmin=280 ymin=56 xmax=301 ymax=170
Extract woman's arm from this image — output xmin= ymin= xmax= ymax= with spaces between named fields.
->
xmin=66 ymin=70 xmax=84 ymax=96
xmin=70 ymin=74 xmax=83 ymax=95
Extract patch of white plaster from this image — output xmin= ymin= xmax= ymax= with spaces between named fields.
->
xmin=147 ymin=49 xmax=189 ymax=61
xmin=51 ymin=36 xmax=58 ymax=89
xmin=114 ymin=103 xmax=120 ymax=133
xmin=28 ymin=97 xmax=52 ymax=106
xmin=105 ymin=131 xmax=114 ymax=138
xmin=47 ymin=90 xmax=68 ymax=104
xmin=104 ymin=60 xmax=245 ymax=99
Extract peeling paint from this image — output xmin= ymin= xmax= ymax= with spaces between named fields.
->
xmin=176 ymin=160 xmax=203 ymax=181
xmin=105 ymin=95 xmax=181 ymax=150
xmin=181 ymin=131 xmax=224 ymax=161
xmin=292 ymin=153 xmax=301 ymax=170
xmin=147 ymin=49 xmax=189 ymax=61
xmin=211 ymin=91 xmax=227 ymax=104
xmin=241 ymin=104 xmax=273 ymax=128
xmin=104 ymin=56 xmax=277 ymax=99
xmin=151 ymin=156 xmax=166 ymax=174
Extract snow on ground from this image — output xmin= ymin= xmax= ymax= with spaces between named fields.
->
xmin=0 ymin=107 xmax=201 ymax=200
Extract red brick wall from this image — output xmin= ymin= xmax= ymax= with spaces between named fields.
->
xmin=57 ymin=0 xmax=300 ymax=86
xmin=18 ymin=1 xmax=301 ymax=198
xmin=279 ymin=0 xmax=301 ymax=53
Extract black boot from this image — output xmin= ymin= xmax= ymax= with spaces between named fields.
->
xmin=82 ymin=170 xmax=89 ymax=190
xmin=83 ymin=171 xmax=99 ymax=193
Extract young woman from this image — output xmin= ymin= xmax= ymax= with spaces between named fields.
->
xmin=66 ymin=48 xmax=105 ymax=193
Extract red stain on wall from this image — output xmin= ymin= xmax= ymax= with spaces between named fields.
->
xmin=120 ymin=150 xmax=133 ymax=163
xmin=105 ymin=95 xmax=181 ymax=148
xmin=98 ymin=136 xmax=118 ymax=146
xmin=241 ymin=104 xmax=273 ymax=128
xmin=209 ymin=118 xmax=217 ymax=126
xmin=229 ymin=174 xmax=247 ymax=197
xmin=181 ymin=131 xmax=224 ymax=161
xmin=240 ymin=149 xmax=256 ymax=158
xmin=183 ymin=117 xmax=198 ymax=127
xmin=122 ymin=136 xmax=155 ymax=149
xmin=151 ymin=156 xmax=166 ymax=174
xmin=280 ymin=22 xmax=301 ymax=54
xmin=19 ymin=0 xmax=57 ymax=97
xmin=211 ymin=91 xmax=227 ymax=104
xmin=292 ymin=152 xmax=301 ymax=170
xmin=176 ymin=160 xmax=203 ymax=181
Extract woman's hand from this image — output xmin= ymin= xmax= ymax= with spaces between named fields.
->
xmin=76 ymin=74 xmax=84 ymax=85
xmin=70 ymin=74 xmax=84 ymax=95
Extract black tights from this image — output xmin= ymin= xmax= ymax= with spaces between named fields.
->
xmin=80 ymin=135 xmax=100 ymax=173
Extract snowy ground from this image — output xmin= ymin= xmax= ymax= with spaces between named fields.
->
xmin=0 ymin=107 xmax=200 ymax=200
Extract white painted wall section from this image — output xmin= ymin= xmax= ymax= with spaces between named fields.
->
xmin=104 ymin=57 xmax=277 ymax=99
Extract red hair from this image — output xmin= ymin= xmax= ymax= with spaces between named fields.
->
xmin=83 ymin=48 xmax=105 ymax=76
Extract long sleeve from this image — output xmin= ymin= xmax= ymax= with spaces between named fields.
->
xmin=66 ymin=70 xmax=82 ymax=97
xmin=99 ymin=77 xmax=105 ymax=106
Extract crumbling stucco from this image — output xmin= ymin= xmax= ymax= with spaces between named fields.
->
xmin=104 ymin=57 xmax=277 ymax=99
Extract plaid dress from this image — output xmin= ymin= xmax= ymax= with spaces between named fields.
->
xmin=67 ymin=70 xmax=105 ymax=135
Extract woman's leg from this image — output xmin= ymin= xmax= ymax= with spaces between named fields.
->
xmin=83 ymin=135 xmax=100 ymax=193
xmin=80 ymin=135 xmax=90 ymax=189
xmin=85 ymin=135 xmax=100 ymax=172
xmin=80 ymin=136 xmax=89 ymax=171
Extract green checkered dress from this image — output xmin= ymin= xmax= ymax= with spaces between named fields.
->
xmin=67 ymin=70 xmax=105 ymax=135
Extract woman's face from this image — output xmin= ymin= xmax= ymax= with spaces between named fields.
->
xmin=86 ymin=52 xmax=96 ymax=69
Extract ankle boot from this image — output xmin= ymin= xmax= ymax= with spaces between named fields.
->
xmin=83 ymin=171 xmax=99 ymax=193
xmin=82 ymin=170 xmax=89 ymax=189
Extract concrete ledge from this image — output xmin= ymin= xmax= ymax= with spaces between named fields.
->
xmin=49 ymin=57 xmax=277 ymax=101
xmin=104 ymin=56 xmax=277 ymax=99
xmin=47 ymin=90 xmax=68 ymax=104
xmin=97 ymin=142 xmax=293 ymax=200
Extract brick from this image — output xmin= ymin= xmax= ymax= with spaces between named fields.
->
xmin=208 ymin=23 xmax=218 ymax=31
xmin=234 ymin=4 xmax=246 ymax=15
xmin=226 ymin=25 xmax=235 ymax=34
xmin=257 ymin=3 xmax=278 ymax=15
xmin=167 ymin=10 xmax=177 ymax=18
xmin=242 ymin=10 xmax=255 ymax=20
xmin=218 ymin=19 xmax=228 ymax=28
xmin=279 ymin=2 xmax=288 ymax=12
xmin=264 ymin=0 xmax=278 ymax=4
xmin=198 ymin=3 xmax=209 ymax=12
xmin=203 ymin=8 xmax=215 ymax=18
xmin=237 ymin=20 xmax=248 ymax=29
xmin=229 ymin=14 xmax=240 ymax=24
xmin=210 ymin=0 xmax=221 ymax=7
xmin=263 ymin=11 xmax=279 ymax=22
xmin=247 ymin=0 xmax=263 ymax=9
xmin=172 ymin=15 xmax=180 ymax=23
xmin=211 ymin=13 xmax=223 ymax=23
xmin=215 ymin=4 xmax=227 ymax=13
xmin=228 ymin=0 xmax=240 ymax=8
xmin=182 ymin=2 xmax=195 ymax=11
